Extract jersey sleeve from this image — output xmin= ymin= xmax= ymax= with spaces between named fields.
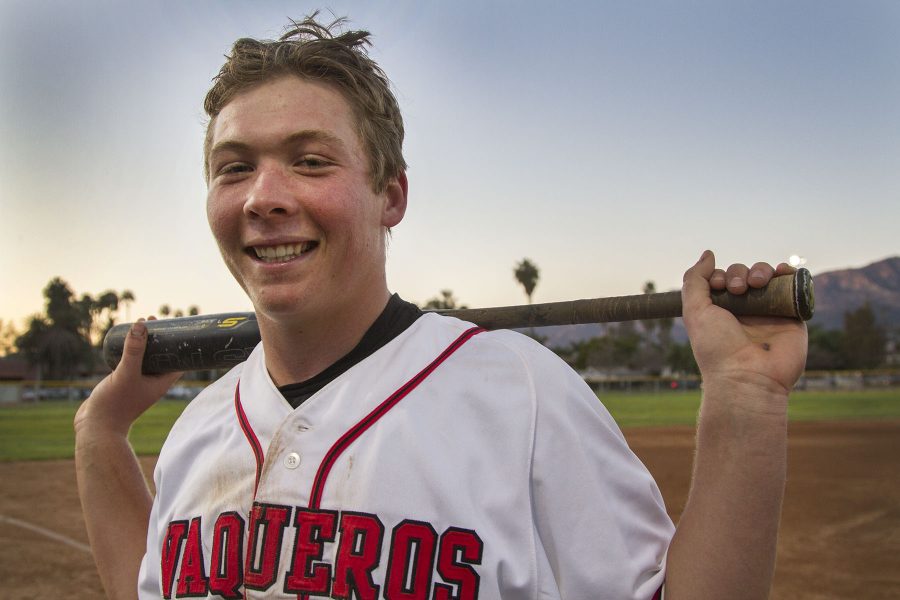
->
xmin=525 ymin=343 xmax=673 ymax=599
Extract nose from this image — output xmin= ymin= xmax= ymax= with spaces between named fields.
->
xmin=243 ymin=164 xmax=298 ymax=219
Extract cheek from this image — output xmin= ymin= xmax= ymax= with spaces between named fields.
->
xmin=206 ymin=198 xmax=236 ymax=243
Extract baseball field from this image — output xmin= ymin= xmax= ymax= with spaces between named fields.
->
xmin=1 ymin=389 xmax=898 ymax=599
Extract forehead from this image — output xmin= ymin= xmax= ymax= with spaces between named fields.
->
xmin=208 ymin=76 xmax=363 ymax=156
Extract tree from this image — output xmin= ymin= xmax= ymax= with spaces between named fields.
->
xmin=667 ymin=342 xmax=699 ymax=375
xmin=641 ymin=281 xmax=659 ymax=338
xmin=154 ymin=304 xmax=201 ymax=319
xmin=842 ymin=303 xmax=886 ymax=369
xmin=45 ymin=278 xmax=82 ymax=332
xmin=424 ymin=290 xmax=466 ymax=310
xmin=805 ymin=325 xmax=845 ymax=371
xmin=95 ymin=290 xmax=120 ymax=343
xmin=16 ymin=278 xmax=95 ymax=379
xmin=0 ymin=320 xmax=20 ymax=356
xmin=514 ymin=259 xmax=539 ymax=304
xmin=557 ymin=336 xmax=614 ymax=371
xmin=120 ymin=290 xmax=135 ymax=322
xmin=610 ymin=321 xmax=642 ymax=369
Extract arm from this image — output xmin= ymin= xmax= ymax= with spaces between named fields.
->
xmin=664 ymin=251 xmax=807 ymax=600
xmin=75 ymin=320 xmax=182 ymax=599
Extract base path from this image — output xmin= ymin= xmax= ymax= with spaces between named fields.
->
xmin=1 ymin=423 xmax=897 ymax=599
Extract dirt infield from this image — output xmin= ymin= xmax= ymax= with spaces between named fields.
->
xmin=1 ymin=421 xmax=897 ymax=599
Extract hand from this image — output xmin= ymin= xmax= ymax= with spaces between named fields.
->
xmin=75 ymin=318 xmax=183 ymax=437
xmin=682 ymin=251 xmax=808 ymax=397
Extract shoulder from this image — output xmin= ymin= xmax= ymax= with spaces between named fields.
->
xmin=177 ymin=361 xmax=244 ymax=420
xmin=417 ymin=313 xmax=572 ymax=373
xmin=157 ymin=360 xmax=247 ymax=464
xmin=418 ymin=314 xmax=602 ymax=415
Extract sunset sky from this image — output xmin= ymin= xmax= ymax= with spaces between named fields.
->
xmin=2 ymin=0 xmax=898 ymax=329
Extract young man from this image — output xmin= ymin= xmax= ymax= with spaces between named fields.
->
xmin=76 ymin=15 xmax=807 ymax=600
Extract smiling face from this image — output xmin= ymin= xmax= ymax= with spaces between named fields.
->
xmin=206 ymin=76 xmax=407 ymax=325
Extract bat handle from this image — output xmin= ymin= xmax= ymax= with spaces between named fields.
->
xmin=442 ymin=268 xmax=814 ymax=329
xmin=711 ymin=267 xmax=814 ymax=320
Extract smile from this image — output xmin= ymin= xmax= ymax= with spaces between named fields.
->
xmin=251 ymin=242 xmax=318 ymax=263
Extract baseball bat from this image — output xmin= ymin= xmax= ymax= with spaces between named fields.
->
xmin=103 ymin=268 xmax=813 ymax=375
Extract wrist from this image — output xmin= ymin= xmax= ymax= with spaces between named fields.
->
xmin=700 ymin=372 xmax=790 ymax=421
xmin=74 ymin=398 xmax=133 ymax=440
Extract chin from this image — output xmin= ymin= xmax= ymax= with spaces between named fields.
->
xmin=249 ymin=286 xmax=318 ymax=321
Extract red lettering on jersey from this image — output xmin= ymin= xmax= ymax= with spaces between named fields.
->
xmin=284 ymin=508 xmax=338 ymax=596
xmin=331 ymin=512 xmax=384 ymax=600
xmin=208 ymin=512 xmax=245 ymax=599
xmin=244 ymin=503 xmax=292 ymax=591
xmin=433 ymin=528 xmax=484 ymax=600
xmin=161 ymin=520 xmax=188 ymax=599
xmin=176 ymin=517 xmax=209 ymax=597
xmin=384 ymin=520 xmax=438 ymax=600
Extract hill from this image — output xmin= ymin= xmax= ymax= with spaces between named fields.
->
xmin=809 ymin=256 xmax=900 ymax=331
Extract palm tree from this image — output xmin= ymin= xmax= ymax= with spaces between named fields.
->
xmin=514 ymin=259 xmax=539 ymax=304
xmin=424 ymin=290 xmax=465 ymax=310
xmin=121 ymin=290 xmax=135 ymax=322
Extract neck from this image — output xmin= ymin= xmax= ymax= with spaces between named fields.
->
xmin=257 ymin=288 xmax=392 ymax=386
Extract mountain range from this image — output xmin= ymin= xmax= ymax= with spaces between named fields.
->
xmin=533 ymin=256 xmax=900 ymax=348
xmin=807 ymin=256 xmax=900 ymax=331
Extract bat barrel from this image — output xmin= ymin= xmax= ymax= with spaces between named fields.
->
xmin=103 ymin=313 xmax=260 ymax=375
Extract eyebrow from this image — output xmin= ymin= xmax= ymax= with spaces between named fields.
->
xmin=208 ymin=129 xmax=349 ymax=160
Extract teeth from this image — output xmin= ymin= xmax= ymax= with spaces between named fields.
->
xmin=253 ymin=243 xmax=312 ymax=262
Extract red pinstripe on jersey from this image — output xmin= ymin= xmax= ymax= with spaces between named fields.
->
xmin=234 ymin=384 xmax=264 ymax=495
xmin=309 ymin=326 xmax=485 ymax=510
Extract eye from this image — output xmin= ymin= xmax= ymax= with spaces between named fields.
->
xmin=295 ymin=156 xmax=332 ymax=170
xmin=219 ymin=163 xmax=253 ymax=175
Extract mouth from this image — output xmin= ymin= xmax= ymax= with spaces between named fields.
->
xmin=247 ymin=241 xmax=319 ymax=263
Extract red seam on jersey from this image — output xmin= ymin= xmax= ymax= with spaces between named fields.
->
xmin=308 ymin=326 xmax=485 ymax=510
xmin=234 ymin=383 xmax=264 ymax=495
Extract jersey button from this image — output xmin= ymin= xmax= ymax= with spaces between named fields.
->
xmin=284 ymin=452 xmax=301 ymax=469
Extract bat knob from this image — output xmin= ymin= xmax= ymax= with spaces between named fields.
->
xmin=794 ymin=268 xmax=815 ymax=322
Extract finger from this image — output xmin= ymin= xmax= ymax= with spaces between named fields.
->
xmin=747 ymin=262 xmax=775 ymax=288
xmin=682 ymin=250 xmax=715 ymax=321
xmin=725 ymin=263 xmax=749 ymax=294
xmin=774 ymin=262 xmax=796 ymax=276
xmin=710 ymin=268 xmax=727 ymax=290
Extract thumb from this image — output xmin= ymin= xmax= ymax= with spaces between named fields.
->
xmin=682 ymin=250 xmax=715 ymax=322
xmin=117 ymin=319 xmax=150 ymax=377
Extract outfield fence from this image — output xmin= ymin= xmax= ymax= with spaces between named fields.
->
xmin=2 ymin=369 xmax=899 ymax=404
xmin=0 ymin=379 xmax=208 ymax=404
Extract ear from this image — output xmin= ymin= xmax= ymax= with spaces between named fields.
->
xmin=381 ymin=171 xmax=408 ymax=228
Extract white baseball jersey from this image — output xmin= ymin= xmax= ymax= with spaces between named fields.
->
xmin=138 ymin=313 xmax=673 ymax=599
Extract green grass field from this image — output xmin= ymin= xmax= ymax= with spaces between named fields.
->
xmin=600 ymin=388 xmax=900 ymax=427
xmin=2 ymin=389 xmax=899 ymax=461
xmin=0 ymin=400 xmax=190 ymax=461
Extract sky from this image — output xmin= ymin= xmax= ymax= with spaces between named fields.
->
xmin=1 ymin=0 xmax=898 ymax=329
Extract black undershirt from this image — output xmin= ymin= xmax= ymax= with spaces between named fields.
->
xmin=277 ymin=294 xmax=423 ymax=408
